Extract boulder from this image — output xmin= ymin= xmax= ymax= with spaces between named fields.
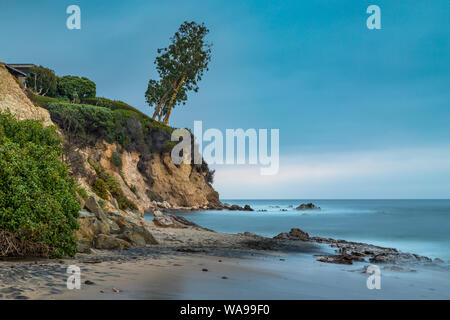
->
xmin=94 ymin=234 xmax=132 ymax=250
xmin=274 ymin=228 xmax=310 ymax=241
xmin=295 ymin=203 xmax=320 ymax=210
xmin=243 ymin=205 xmax=254 ymax=211
xmin=85 ymin=196 xmax=108 ymax=221
xmin=74 ymin=215 xmax=111 ymax=253
xmin=153 ymin=210 xmax=179 ymax=227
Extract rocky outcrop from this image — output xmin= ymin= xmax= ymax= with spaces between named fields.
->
xmin=0 ymin=62 xmax=53 ymax=126
xmin=223 ymin=204 xmax=254 ymax=211
xmin=274 ymin=228 xmax=310 ymax=241
xmin=295 ymin=203 xmax=320 ymax=210
xmin=153 ymin=210 xmax=212 ymax=231
xmin=273 ymin=227 xmax=434 ymax=265
xmin=75 ymin=196 xmax=158 ymax=252
xmin=66 ymin=141 xmax=221 ymax=215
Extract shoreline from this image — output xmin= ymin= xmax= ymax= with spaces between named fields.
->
xmin=1 ymin=221 xmax=449 ymax=300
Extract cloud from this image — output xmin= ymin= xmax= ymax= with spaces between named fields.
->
xmin=211 ymin=145 xmax=450 ymax=199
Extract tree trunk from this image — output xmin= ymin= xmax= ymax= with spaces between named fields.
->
xmin=163 ymin=73 xmax=186 ymax=125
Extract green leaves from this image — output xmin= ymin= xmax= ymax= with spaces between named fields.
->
xmin=146 ymin=21 xmax=212 ymax=122
xmin=25 ymin=65 xmax=58 ymax=97
xmin=0 ymin=112 xmax=80 ymax=258
xmin=57 ymin=75 xmax=96 ymax=102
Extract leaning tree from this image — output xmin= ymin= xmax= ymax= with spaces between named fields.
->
xmin=145 ymin=21 xmax=212 ymax=124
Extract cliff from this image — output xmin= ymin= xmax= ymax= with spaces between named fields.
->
xmin=0 ymin=63 xmax=53 ymax=126
xmin=0 ymin=62 xmax=220 ymax=215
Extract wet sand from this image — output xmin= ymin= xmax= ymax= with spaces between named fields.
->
xmin=1 ymin=225 xmax=449 ymax=300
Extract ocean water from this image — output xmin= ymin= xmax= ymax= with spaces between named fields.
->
xmin=155 ymin=199 xmax=450 ymax=261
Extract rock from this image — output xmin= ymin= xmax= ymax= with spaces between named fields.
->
xmin=79 ymin=210 xmax=95 ymax=218
xmin=434 ymin=258 xmax=444 ymax=264
xmin=74 ymin=217 xmax=110 ymax=252
xmin=274 ymin=228 xmax=310 ymax=241
xmin=152 ymin=210 xmax=209 ymax=231
xmin=94 ymin=234 xmax=131 ymax=250
xmin=85 ymin=196 xmax=108 ymax=221
xmin=224 ymin=204 xmax=254 ymax=211
xmin=315 ymin=254 xmax=365 ymax=265
xmin=295 ymin=203 xmax=320 ymax=210
xmin=110 ymin=198 xmax=120 ymax=212
xmin=84 ymin=280 xmax=95 ymax=285
xmin=118 ymin=225 xmax=158 ymax=246
xmin=153 ymin=210 xmax=179 ymax=227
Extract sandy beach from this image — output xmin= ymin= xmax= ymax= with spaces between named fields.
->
xmin=1 ymin=224 xmax=449 ymax=300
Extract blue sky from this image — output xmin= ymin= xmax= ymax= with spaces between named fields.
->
xmin=1 ymin=0 xmax=449 ymax=198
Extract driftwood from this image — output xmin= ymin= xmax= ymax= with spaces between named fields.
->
xmin=0 ymin=229 xmax=50 ymax=258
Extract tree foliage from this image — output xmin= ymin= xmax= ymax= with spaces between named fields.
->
xmin=25 ymin=65 xmax=57 ymax=97
xmin=57 ymin=75 xmax=96 ymax=102
xmin=0 ymin=112 xmax=80 ymax=258
xmin=145 ymin=21 xmax=212 ymax=124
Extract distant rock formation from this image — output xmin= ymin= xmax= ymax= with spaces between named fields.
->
xmin=295 ymin=203 xmax=320 ymax=210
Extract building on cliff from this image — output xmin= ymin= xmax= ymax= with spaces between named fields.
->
xmin=4 ymin=63 xmax=35 ymax=86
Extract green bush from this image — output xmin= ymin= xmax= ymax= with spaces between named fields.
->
xmin=92 ymin=179 xmax=109 ymax=200
xmin=57 ymin=75 xmax=96 ymax=101
xmin=31 ymin=94 xmax=62 ymax=108
xmin=75 ymin=185 xmax=89 ymax=201
xmin=111 ymin=151 xmax=122 ymax=168
xmin=89 ymin=160 xmax=138 ymax=211
xmin=45 ymin=102 xmax=173 ymax=151
xmin=0 ymin=112 xmax=80 ymax=258
xmin=81 ymin=97 xmax=144 ymax=116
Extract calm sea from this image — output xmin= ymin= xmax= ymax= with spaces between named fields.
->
xmin=146 ymin=199 xmax=450 ymax=261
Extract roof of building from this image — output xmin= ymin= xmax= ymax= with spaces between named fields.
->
xmin=5 ymin=64 xmax=27 ymax=77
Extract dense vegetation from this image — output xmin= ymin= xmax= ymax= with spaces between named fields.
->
xmin=0 ymin=112 xmax=80 ymax=258
xmin=45 ymin=102 xmax=173 ymax=152
xmin=25 ymin=67 xmax=96 ymax=102
xmin=57 ymin=75 xmax=96 ymax=102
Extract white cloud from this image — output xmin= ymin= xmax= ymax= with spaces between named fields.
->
xmin=211 ymin=145 xmax=450 ymax=199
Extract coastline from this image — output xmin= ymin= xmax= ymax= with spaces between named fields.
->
xmin=1 ymin=221 xmax=449 ymax=300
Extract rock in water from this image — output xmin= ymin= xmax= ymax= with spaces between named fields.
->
xmin=274 ymin=228 xmax=310 ymax=241
xmin=295 ymin=203 xmax=320 ymax=210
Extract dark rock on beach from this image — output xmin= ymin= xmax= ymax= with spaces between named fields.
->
xmin=274 ymin=228 xmax=310 ymax=241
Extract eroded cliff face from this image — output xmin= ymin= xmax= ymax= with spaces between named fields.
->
xmin=0 ymin=63 xmax=53 ymax=126
xmin=67 ymin=141 xmax=220 ymax=215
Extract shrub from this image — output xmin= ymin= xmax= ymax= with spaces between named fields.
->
xmin=57 ymin=75 xmax=96 ymax=101
xmin=92 ymin=179 xmax=109 ymax=200
xmin=81 ymin=97 xmax=144 ymax=115
xmin=111 ymin=151 xmax=122 ymax=168
xmin=45 ymin=102 xmax=173 ymax=152
xmin=31 ymin=94 xmax=61 ymax=108
xmin=75 ymin=185 xmax=89 ymax=201
xmin=0 ymin=112 xmax=80 ymax=258
xmin=89 ymin=160 xmax=138 ymax=211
